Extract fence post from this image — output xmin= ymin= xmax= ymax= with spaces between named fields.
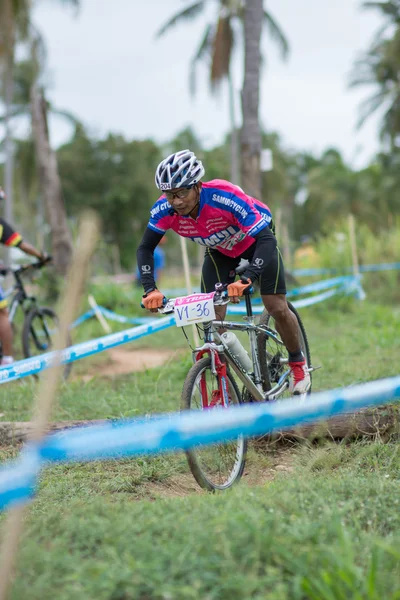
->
xmin=88 ymin=294 xmax=111 ymax=334
xmin=348 ymin=213 xmax=359 ymax=277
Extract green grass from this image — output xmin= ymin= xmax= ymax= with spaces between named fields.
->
xmin=8 ymin=444 xmax=400 ymax=599
xmin=0 ymin=297 xmax=399 ymax=598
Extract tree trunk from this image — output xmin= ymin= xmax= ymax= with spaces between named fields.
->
xmin=228 ymin=69 xmax=239 ymax=186
xmin=4 ymin=64 xmax=14 ymax=226
xmin=240 ymin=0 xmax=263 ymax=199
xmin=30 ymin=83 xmax=73 ymax=275
xmin=259 ymin=405 xmax=400 ymax=443
xmin=2 ymin=0 xmax=15 ymax=267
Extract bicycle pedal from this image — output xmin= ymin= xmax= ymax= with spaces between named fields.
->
xmin=307 ymin=365 xmax=322 ymax=372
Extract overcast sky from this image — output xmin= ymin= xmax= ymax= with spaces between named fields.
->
xmin=31 ymin=0 xmax=384 ymax=168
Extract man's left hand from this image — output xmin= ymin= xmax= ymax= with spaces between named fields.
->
xmin=227 ymin=278 xmax=252 ymax=303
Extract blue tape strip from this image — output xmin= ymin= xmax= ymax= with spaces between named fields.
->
xmin=0 ymin=316 xmax=175 ymax=384
xmin=71 ymin=308 xmax=154 ymax=329
xmin=292 ymin=262 xmax=400 ymax=276
xmin=1 ymin=375 xmax=400 ymax=511
xmin=98 ymin=307 xmax=154 ymax=325
xmin=287 ymin=275 xmax=355 ymax=297
xmin=70 ymin=309 xmax=95 ymax=328
xmin=227 ymin=277 xmax=363 ymax=314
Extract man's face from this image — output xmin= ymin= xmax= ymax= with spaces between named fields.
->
xmin=164 ymin=184 xmax=200 ymax=215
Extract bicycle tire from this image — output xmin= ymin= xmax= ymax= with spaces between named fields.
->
xmin=22 ymin=307 xmax=73 ymax=380
xmin=181 ymin=356 xmax=247 ymax=491
xmin=257 ymin=301 xmax=311 ymax=396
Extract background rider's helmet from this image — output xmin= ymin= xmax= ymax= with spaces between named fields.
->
xmin=155 ymin=149 xmax=205 ymax=191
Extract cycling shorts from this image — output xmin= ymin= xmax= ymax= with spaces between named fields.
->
xmin=200 ymin=245 xmax=286 ymax=295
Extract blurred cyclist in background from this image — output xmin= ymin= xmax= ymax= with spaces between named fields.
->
xmin=0 ymin=186 xmax=49 ymax=365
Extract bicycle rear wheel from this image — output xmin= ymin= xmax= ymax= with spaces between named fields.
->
xmin=22 ymin=307 xmax=73 ymax=379
xmin=257 ymin=301 xmax=311 ymax=399
xmin=181 ymin=356 xmax=247 ymax=491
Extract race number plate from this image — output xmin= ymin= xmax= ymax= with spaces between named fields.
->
xmin=174 ymin=292 xmax=216 ymax=327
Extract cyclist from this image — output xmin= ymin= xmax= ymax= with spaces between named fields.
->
xmin=0 ymin=186 xmax=49 ymax=365
xmin=136 ymin=150 xmax=310 ymax=395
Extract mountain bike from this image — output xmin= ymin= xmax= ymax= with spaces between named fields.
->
xmin=157 ymin=277 xmax=314 ymax=492
xmin=0 ymin=260 xmax=73 ymax=378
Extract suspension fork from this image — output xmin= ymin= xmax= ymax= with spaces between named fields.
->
xmin=195 ymin=346 xmax=230 ymax=409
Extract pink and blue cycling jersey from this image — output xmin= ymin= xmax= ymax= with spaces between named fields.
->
xmin=147 ymin=179 xmax=273 ymax=259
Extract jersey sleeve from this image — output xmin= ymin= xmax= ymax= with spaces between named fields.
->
xmin=208 ymin=180 xmax=272 ymax=237
xmin=0 ymin=218 xmax=22 ymax=247
xmin=148 ymin=197 xmax=174 ymax=234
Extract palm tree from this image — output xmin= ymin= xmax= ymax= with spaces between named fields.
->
xmin=156 ymin=0 xmax=288 ymax=184
xmin=240 ymin=0 xmax=263 ymax=199
xmin=0 ymin=0 xmax=79 ymax=274
xmin=350 ymin=1 xmax=400 ymax=149
xmin=0 ymin=0 xmax=30 ymax=225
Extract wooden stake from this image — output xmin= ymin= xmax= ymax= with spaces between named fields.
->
xmin=179 ymin=236 xmax=200 ymax=347
xmin=348 ymin=213 xmax=360 ymax=276
xmin=0 ymin=212 xmax=100 ymax=600
xmin=88 ymin=294 xmax=111 ymax=334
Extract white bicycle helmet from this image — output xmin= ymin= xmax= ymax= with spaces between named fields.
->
xmin=155 ymin=149 xmax=205 ymax=191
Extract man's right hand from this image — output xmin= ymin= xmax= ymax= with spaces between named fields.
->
xmin=142 ymin=289 xmax=165 ymax=312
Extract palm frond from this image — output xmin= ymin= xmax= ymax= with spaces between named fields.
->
xmin=210 ymin=16 xmax=233 ymax=91
xmin=51 ymin=107 xmax=81 ymax=125
xmin=189 ymin=23 xmax=213 ymax=97
xmin=155 ymin=1 xmax=205 ymax=38
xmin=263 ymin=10 xmax=289 ymax=60
xmin=362 ymin=1 xmax=400 ymax=20
xmin=0 ymin=106 xmax=27 ymax=122
xmin=356 ymin=89 xmax=389 ymax=128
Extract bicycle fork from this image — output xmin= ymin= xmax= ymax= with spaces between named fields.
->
xmin=196 ymin=346 xmax=231 ymax=409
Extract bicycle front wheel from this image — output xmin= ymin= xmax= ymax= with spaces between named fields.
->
xmin=181 ymin=357 xmax=247 ymax=491
xmin=22 ymin=307 xmax=73 ymax=379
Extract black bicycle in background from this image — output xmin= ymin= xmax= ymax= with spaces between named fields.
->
xmin=0 ymin=260 xmax=72 ymax=378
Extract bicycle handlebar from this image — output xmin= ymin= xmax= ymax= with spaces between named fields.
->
xmin=0 ymin=256 xmax=52 ymax=278
xmin=140 ymin=282 xmax=253 ymax=313
xmin=156 ymin=288 xmax=231 ymax=315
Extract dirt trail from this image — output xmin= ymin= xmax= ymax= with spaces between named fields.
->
xmin=81 ymin=347 xmax=180 ymax=381
xmin=143 ymin=448 xmax=295 ymax=500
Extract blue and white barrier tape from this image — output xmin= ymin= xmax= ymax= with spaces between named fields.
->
xmin=0 ymin=316 xmax=175 ymax=384
xmin=228 ymin=276 xmax=364 ymax=314
xmin=0 ymin=276 xmax=364 ymax=382
xmin=1 ymin=375 xmax=399 ymax=511
xmin=96 ymin=307 xmax=154 ymax=326
xmin=250 ymin=275 xmax=358 ymax=304
xmin=288 ymin=275 xmax=356 ymax=297
xmin=292 ymin=262 xmax=400 ymax=277
xmin=71 ymin=307 xmax=153 ymax=329
xmin=72 ymin=278 xmax=352 ymax=326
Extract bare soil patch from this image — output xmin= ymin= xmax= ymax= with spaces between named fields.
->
xmin=80 ymin=347 xmax=181 ymax=381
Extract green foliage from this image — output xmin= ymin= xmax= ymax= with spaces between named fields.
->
xmin=350 ymin=1 xmax=400 ymax=147
xmin=0 ymin=296 xmax=398 ymax=597
xmin=57 ymin=126 xmax=162 ymax=269
xmin=7 ymin=454 xmax=400 ymax=599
